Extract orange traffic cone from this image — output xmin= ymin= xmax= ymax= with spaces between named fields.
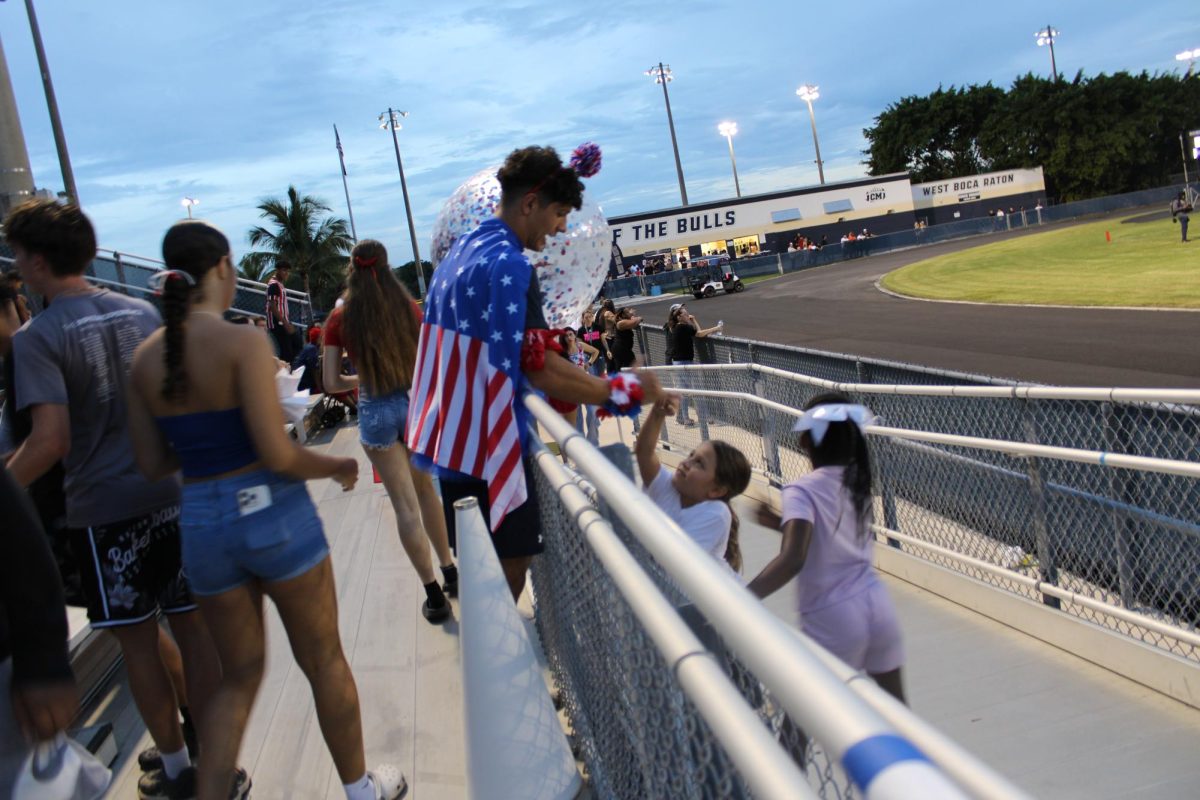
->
xmin=1105 ymin=230 xmax=1112 ymax=242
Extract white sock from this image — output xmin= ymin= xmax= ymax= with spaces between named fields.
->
xmin=159 ymin=745 xmax=191 ymax=779
xmin=344 ymin=773 xmax=375 ymax=800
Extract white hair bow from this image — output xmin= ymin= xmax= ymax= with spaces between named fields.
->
xmin=792 ymin=403 xmax=873 ymax=446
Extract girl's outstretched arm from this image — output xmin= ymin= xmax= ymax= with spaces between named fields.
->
xmin=746 ymin=518 xmax=812 ymax=599
xmin=635 ymin=394 xmax=676 ymax=486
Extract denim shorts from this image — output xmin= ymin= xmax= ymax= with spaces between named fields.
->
xmin=358 ymin=389 xmax=410 ymax=450
xmin=179 ymin=469 xmax=329 ymax=596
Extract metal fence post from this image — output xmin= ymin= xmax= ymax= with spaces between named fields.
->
xmin=855 ymin=359 xmax=870 ymax=385
xmin=113 ymin=251 xmax=127 ymax=291
xmin=1022 ymin=403 xmax=1060 ymax=609
xmin=752 ymin=367 xmax=782 ymax=486
xmin=1101 ymin=402 xmax=1138 ymax=609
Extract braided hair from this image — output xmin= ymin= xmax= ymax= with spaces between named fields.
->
xmin=159 ymin=221 xmax=230 ymax=401
xmin=801 ymin=392 xmax=874 ymax=540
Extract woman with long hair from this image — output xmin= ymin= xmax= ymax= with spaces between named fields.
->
xmin=322 ymin=240 xmax=456 ymax=622
xmin=609 ymin=306 xmax=642 ymax=371
xmin=128 ymin=221 xmax=406 ymax=800
xmin=597 ymin=299 xmax=618 ymax=375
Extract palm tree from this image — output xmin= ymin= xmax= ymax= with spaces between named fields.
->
xmin=246 ymin=186 xmax=352 ymax=312
xmin=236 ymin=252 xmax=273 ymax=283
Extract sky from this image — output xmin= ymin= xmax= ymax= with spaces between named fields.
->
xmin=2 ymin=0 xmax=1198 ymax=265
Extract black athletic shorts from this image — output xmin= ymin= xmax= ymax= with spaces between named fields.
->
xmin=440 ymin=459 xmax=545 ymax=559
xmin=71 ymin=504 xmax=197 ymax=627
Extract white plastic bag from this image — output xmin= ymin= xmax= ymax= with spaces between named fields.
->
xmin=275 ymin=364 xmax=313 ymax=442
xmin=12 ymin=732 xmax=112 ymax=800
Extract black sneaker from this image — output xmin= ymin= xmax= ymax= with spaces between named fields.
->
xmin=139 ymin=714 xmax=199 ymax=771
xmin=138 ymin=766 xmax=196 ymax=800
xmin=421 ymin=597 xmax=451 ymax=623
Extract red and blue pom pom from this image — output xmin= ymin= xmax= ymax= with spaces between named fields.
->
xmin=570 ymin=142 xmax=603 ymax=179
xmin=596 ymin=372 xmax=643 ymax=419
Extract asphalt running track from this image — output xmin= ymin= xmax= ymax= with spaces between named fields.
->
xmin=634 ymin=208 xmax=1200 ymax=388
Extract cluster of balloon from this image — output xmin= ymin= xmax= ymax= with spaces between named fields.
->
xmin=428 ymin=143 xmax=611 ymax=331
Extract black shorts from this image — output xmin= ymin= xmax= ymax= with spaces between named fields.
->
xmin=71 ymin=504 xmax=197 ymax=628
xmin=440 ymin=460 xmax=545 ymax=559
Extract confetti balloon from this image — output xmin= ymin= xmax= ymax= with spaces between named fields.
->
xmin=429 ymin=167 xmax=612 ymax=332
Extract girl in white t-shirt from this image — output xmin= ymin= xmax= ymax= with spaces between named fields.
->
xmin=747 ymin=392 xmax=906 ymax=702
xmin=635 ymin=394 xmax=752 ymax=573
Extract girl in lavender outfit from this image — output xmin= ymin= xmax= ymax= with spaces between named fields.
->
xmin=747 ymin=392 xmax=906 ymax=702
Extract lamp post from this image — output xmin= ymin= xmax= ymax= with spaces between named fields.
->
xmin=645 ymin=63 xmax=688 ymax=206
xmin=379 ymin=108 xmax=426 ymax=299
xmin=795 ymin=84 xmax=825 ymax=185
xmin=181 ymin=196 xmax=199 ymax=219
xmin=22 ymin=0 xmax=78 ymax=205
xmin=1177 ymin=48 xmax=1200 ymax=79
xmin=1035 ymin=26 xmax=1060 ymax=82
xmin=717 ymin=121 xmax=741 ymax=198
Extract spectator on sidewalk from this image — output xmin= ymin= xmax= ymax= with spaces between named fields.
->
xmin=129 ymin=220 xmax=406 ymax=800
xmin=4 ymin=200 xmax=224 ymax=799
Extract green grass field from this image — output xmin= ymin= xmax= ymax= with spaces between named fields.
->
xmin=880 ymin=214 xmax=1200 ymax=308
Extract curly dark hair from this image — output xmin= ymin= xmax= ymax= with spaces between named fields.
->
xmin=2 ymin=199 xmax=97 ymax=277
xmin=497 ymin=146 xmax=584 ymax=210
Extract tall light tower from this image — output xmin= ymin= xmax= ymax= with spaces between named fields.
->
xmin=717 ymin=121 xmax=741 ymax=198
xmin=181 ymin=196 xmax=199 ymax=219
xmin=379 ymin=108 xmax=426 ymax=299
xmin=645 ymin=63 xmax=688 ymax=206
xmin=0 ymin=32 xmax=36 ymax=218
xmin=1035 ymin=26 xmax=1060 ymax=82
xmin=795 ymin=84 xmax=825 ymax=185
xmin=22 ymin=0 xmax=78 ymax=204
xmin=1177 ymin=48 xmax=1200 ymax=79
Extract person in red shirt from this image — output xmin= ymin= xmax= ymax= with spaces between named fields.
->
xmin=322 ymin=240 xmax=456 ymax=622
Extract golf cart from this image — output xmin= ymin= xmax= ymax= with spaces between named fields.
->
xmin=690 ymin=260 xmax=744 ymax=298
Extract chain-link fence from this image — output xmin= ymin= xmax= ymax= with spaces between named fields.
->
xmin=602 ymin=184 xmax=1182 ymax=300
xmin=0 ymin=243 xmax=312 ymax=324
xmin=529 ymin=450 xmax=859 ymax=799
xmin=637 ymin=354 xmax=1200 ymax=664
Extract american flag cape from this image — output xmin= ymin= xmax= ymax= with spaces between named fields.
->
xmin=406 ymin=218 xmax=536 ymax=529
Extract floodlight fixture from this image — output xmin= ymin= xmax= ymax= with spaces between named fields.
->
xmin=644 ymin=62 xmax=688 ymax=205
xmin=795 ymin=85 xmax=825 ymax=184
xmin=1034 ymin=26 xmax=1060 ymax=81
xmin=379 ymin=108 xmax=425 ymax=298
xmin=717 ymin=122 xmax=741 ymax=197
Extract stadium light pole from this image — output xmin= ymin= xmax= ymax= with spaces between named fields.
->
xmin=379 ymin=108 xmax=426 ymax=299
xmin=717 ymin=121 xmax=741 ymax=198
xmin=1177 ymin=48 xmax=1200 ymax=79
xmin=645 ymin=63 xmax=688 ymax=206
xmin=1035 ymin=26 xmax=1060 ymax=82
xmin=21 ymin=0 xmax=78 ymax=205
xmin=181 ymin=196 xmax=199 ymax=219
xmin=795 ymin=84 xmax=825 ymax=185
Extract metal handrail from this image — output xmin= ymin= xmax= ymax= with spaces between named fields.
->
xmin=642 ymin=363 xmax=1200 ymax=406
xmin=528 ymin=393 xmax=1004 ymax=799
xmin=664 ymin=387 xmax=1200 ymax=480
xmin=532 ymin=447 xmax=817 ymax=800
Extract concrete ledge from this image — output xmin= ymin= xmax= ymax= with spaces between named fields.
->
xmin=875 ymin=544 xmax=1200 ymax=712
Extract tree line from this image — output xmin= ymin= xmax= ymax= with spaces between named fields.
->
xmin=863 ymin=71 xmax=1200 ymax=202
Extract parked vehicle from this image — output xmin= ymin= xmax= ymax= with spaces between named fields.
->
xmin=690 ymin=265 xmax=745 ymax=298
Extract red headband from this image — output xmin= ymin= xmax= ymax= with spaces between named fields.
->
xmin=353 ymin=255 xmax=378 ymax=269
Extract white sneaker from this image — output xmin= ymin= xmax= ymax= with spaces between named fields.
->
xmin=368 ymin=766 xmax=408 ymax=800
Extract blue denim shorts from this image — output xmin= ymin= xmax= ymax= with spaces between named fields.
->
xmin=179 ymin=469 xmax=329 ymax=596
xmin=358 ymin=389 xmax=410 ymax=450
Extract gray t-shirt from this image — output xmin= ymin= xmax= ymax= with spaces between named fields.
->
xmin=13 ymin=290 xmax=179 ymax=527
